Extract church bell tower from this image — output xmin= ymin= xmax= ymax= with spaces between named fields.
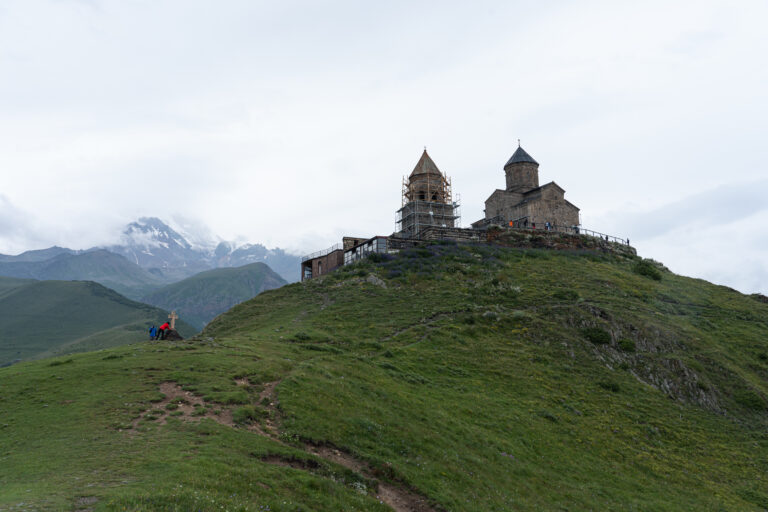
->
xmin=504 ymin=144 xmax=539 ymax=193
xmin=396 ymin=149 xmax=459 ymax=239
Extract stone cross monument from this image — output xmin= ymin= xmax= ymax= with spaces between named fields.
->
xmin=168 ymin=311 xmax=179 ymax=330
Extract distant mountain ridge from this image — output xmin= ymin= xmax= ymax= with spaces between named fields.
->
xmin=0 ymin=277 xmax=196 ymax=366
xmin=0 ymin=217 xmax=301 ymax=285
xmin=0 ymin=246 xmax=78 ymax=263
xmin=0 ymin=249 xmax=164 ymax=299
xmin=0 ymin=218 xmax=295 ymax=366
xmin=142 ymin=262 xmax=287 ymax=329
xmin=106 ymin=217 xmax=300 ymax=283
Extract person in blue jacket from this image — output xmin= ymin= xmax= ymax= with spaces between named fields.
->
xmin=149 ymin=325 xmax=157 ymax=340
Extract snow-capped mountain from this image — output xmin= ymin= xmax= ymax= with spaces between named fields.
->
xmin=111 ymin=218 xmax=201 ymax=269
xmin=105 ymin=217 xmax=300 ymax=282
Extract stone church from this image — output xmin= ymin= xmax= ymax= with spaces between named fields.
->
xmin=473 ymin=144 xmax=580 ymax=230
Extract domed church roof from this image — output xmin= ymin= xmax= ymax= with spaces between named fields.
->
xmin=504 ymin=145 xmax=539 ymax=167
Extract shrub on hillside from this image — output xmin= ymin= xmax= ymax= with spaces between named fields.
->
xmin=634 ymin=259 xmax=662 ymax=281
xmin=233 ymin=405 xmax=265 ymax=425
xmin=511 ymin=310 xmax=530 ymax=323
xmin=552 ymin=289 xmax=579 ymax=301
xmin=48 ymin=358 xmax=73 ymax=367
xmin=734 ymin=389 xmax=767 ymax=411
xmin=582 ymin=327 xmax=611 ymax=345
xmin=367 ymin=252 xmax=394 ymax=263
xmin=598 ymin=381 xmax=621 ymax=392
xmin=403 ymin=247 xmax=434 ymax=259
xmin=218 ymin=391 xmax=250 ymax=405
xmin=618 ymin=338 xmax=636 ymax=352
xmin=538 ymin=410 xmax=559 ymax=423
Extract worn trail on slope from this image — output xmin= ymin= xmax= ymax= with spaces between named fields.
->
xmin=132 ymin=380 xmax=438 ymax=512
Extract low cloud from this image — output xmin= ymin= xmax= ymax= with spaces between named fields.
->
xmin=0 ymin=195 xmax=41 ymax=254
xmin=592 ymin=184 xmax=768 ymax=294
xmin=602 ymin=179 xmax=768 ymax=241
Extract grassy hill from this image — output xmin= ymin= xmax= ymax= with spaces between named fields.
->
xmin=141 ymin=262 xmax=287 ymax=329
xmin=0 ymin=241 xmax=767 ymax=510
xmin=0 ymin=275 xmax=35 ymax=298
xmin=0 ymin=280 xmax=197 ymax=366
xmin=0 ymin=249 xmax=165 ymax=299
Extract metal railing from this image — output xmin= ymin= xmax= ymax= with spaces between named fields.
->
xmin=301 ymin=243 xmax=343 ymax=263
xmin=573 ymin=227 xmax=628 ymax=245
xmin=501 ymin=224 xmax=629 ymax=245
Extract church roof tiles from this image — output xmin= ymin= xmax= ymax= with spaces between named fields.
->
xmin=505 ymin=146 xmax=539 ymax=167
xmin=410 ymin=149 xmax=443 ymax=177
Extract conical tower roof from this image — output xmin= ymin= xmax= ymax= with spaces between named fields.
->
xmin=505 ymin=145 xmax=539 ymax=167
xmin=410 ymin=149 xmax=443 ymax=177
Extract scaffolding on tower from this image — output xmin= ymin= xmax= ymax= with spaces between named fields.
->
xmin=396 ymin=170 xmax=460 ymax=239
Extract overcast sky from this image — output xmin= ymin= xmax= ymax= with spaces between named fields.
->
xmin=1 ymin=0 xmax=766 ymax=294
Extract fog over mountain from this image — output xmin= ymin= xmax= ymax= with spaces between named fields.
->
xmin=0 ymin=218 xmax=300 ymax=285
xmin=108 ymin=217 xmax=300 ymax=283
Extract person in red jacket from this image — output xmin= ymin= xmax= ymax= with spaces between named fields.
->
xmin=158 ymin=322 xmax=170 ymax=340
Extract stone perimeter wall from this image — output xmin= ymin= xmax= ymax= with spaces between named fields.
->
xmin=419 ymin=226 xmax=636 ymax=258
xmin=486 ymin=227 xmax=636 ymax=257
xmin=304 ymin=226 xmax=635 ymax=280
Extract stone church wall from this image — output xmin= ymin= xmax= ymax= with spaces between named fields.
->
xmin=485 ymin=190 xmax=522 ymax=220
xmin=526 ymin=199 xmax=579 ymax=228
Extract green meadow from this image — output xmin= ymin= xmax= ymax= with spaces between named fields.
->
xmin=1 ymin=242 xmax=767 ymax=511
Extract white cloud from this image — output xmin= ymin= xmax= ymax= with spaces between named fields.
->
xmin=0 ymin=0 xmax=766 ymax=293
xmin=591 ymin=181 xmax=768 ymax=294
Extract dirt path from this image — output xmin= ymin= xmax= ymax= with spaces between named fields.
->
xmin=303 ymin=444 xmax=436 ymax=512
xmin=130 ymin=382 xmax=234 ymax=429
xmin=254 ymin=380 xmax=439 ymax=512
xmin=130 ymin=380 xmax=439 ymax=512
